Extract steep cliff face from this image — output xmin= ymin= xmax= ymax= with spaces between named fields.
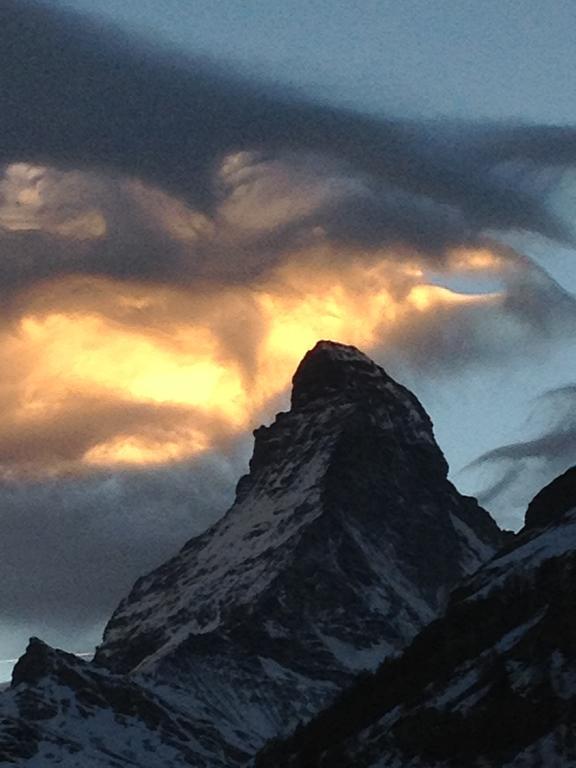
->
xmin=0 ymin=341 xmax=503 ymax=767
xmin=255 ymin=466 xmax=576 ymax=768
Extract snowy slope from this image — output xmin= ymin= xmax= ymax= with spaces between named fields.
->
xmin=0 ymin=638 xmax=247 ymax=767
xmin=0 ymin=341 xmax=504 ymax=766
xmin=255 ymin=467 xmax=576 ymax=768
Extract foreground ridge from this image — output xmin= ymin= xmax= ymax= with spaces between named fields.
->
xmin=0 ymin=341 xmax=503 ymax=767
xmin=255 ymin=466 xmax=576 ymax=768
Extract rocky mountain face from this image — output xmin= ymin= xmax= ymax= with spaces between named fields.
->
xmin=255 ymin=466 xmax=576 ymax=768
xmin=0 ymin=341 xmax=504 ymax=766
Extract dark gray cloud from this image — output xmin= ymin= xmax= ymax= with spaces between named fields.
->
xmin=0 ymin=447 xmax=246 ymax=661
xmin=1 ymin=0 xmax=576 ymax=298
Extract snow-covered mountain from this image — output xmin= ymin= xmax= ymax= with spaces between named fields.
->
xmin=0 ymin=638 xmax=240 ymax=767
xmin=255 ymin=466 xmax=576 ymax=768
xmin=0 ymin=340 xmax=504 ymax=766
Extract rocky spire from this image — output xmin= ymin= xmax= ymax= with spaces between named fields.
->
xmin=291 ymin=341 xmax=400 ymax=406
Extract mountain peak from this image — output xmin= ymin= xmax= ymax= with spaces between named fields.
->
xmin=296 ymin=340 xmax=371 ymax=365
xmin=291 ymin=340 xmax=395 ymax=408
xmin=11 ymin=638 xmax=54 ymax=687
xmin=96 ymin=341 xmax=501 ymax=678
xmin=524 ymin=465 xmax=576 ymax=530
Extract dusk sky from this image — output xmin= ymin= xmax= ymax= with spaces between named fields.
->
xmin=1 ymin=0 xmax=575 ymax=678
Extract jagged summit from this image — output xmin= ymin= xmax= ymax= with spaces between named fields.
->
xmin=291 ymin=340 xmax=399 ymax=408
xmin=11 ymin=638 xmax=54 ymax=688
xmin=240 ymin=340 xmax=441 ymax=505
xmin=4 ymin=638 xmax=213 ymax=767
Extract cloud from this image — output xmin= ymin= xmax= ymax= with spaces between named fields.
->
xmin=472 ymin=385 xmax=576 ymax=467
xmin=0 ymin=451 xmax=242 ymax=662
xmin=1 ymin=1 xmax=576 ymax=300
xmin=2 ymin=0 xmax=576 ymax=281
xmin=0 ymin=232 xmax=571 ymax=479
xmin=0 ymin=152 xmax=573 ymax=480
xmin=0 ymin=0 xmax=574 ymax=504
xmin=466 ymin=385 xmax=576 ymax=527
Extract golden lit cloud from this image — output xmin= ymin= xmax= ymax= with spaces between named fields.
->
xmin=0 ymin=161 xmax=517 ymax=478
xmin=83 ymin=428 xmax=211 ymax=467
xmin=0 ymin=246 xmax=501 ymax=477
xmin=448 ymin=246 xmax=508 ymax=273
xmin=19 ymin=312 xmax=246 ymax=421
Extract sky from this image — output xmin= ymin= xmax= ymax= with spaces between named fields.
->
xmin=0 ymin=0 xmax=575 ymax=679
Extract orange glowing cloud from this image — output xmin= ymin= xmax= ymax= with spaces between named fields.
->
xmin=0 ymin=245 xmax=502 ymax=478
xmin=0 ymin=161 xmax=512 ymax=478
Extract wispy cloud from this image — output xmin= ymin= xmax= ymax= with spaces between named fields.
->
xmin=466 ymin=385 xmax=576 ymax=527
